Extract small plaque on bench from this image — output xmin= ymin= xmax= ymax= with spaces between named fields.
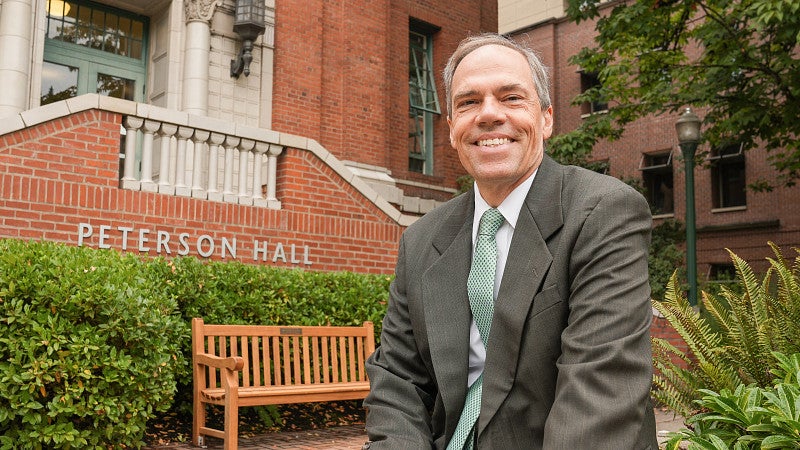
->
xmin=279 ymin=327 xmax=302 ymax=335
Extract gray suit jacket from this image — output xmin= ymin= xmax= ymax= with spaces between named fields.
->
xmin=364 ymin=156 xmax=658 ymax=449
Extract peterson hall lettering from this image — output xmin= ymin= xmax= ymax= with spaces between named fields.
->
xmin=77 ymin=223 xmax=312 ymax=266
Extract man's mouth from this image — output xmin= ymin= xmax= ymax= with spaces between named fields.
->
xmin=476 ymin=138 xmax=511 ymax=147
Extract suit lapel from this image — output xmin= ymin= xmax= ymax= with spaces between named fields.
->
xmin=479 ymin=156 xmax=565 ymax=432
xmin=422 ymin=192 xmax=475 ymax=434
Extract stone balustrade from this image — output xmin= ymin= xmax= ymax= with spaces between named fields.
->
xmin=120 ymin=114 xmax=283 ymax=209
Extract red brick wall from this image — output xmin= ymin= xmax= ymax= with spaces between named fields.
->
xmin=272 ymin=0 xmax=497 ymax=195
xmin=0 ymin=110 xmax=403 ymax=274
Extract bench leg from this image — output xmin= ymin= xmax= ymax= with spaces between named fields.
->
xmin=224 ymin=398 xmax=238 ymax=450
xmin=193 ymin=400 xmax=206 ymax=447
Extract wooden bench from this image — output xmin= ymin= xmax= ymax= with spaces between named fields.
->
xmin=191 ymin=318 xmax=376 ymax=450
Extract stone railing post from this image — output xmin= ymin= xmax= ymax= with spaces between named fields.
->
xmin=207 ymin=132 xmax=225 ymax=201
xmin=174 ymin=126 xmax=194 ymax=196
xmin=140 ymin=119 xmax=161 ymax=191
xmin=251 ymin=142 xmax=268 ymax=203
xmin=157 ymin=123 xmax=178 ymax=195
xmin=191 ymin=129 xmax=210 ymax=199
xmin=264 ymin=143 xmax=284 ymax=205
xmin=237 ymin=138 xmax=255 ymax=205
xmin=121 ymin=116 xmax=143 ymax=190
xmin=222 ymin=136 xmax=240 ymax=203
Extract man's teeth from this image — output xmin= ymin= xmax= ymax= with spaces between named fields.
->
xmin=477 ymin=138 xmax=510 ymax=147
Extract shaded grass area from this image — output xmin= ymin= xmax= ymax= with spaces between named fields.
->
xmin=144 ymin=400 xmax=366 ymax=446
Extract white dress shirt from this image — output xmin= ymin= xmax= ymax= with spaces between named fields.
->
xmin=467 ymin=171 xmax=537 ymax=386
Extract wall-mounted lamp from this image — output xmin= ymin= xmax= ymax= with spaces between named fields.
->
xmin=230 ymin=0 xmax=266 ymax=78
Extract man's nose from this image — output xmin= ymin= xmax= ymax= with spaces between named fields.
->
xmin=476 ymin=97 xmax=505 ymax=125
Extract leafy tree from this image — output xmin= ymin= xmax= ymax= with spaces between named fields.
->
xmin=649 ymin=218 xmax=686 ymax=302
xmin=559 ymin=0 xmax=800 ymax=188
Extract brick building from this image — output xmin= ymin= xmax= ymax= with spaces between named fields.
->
xmin=501 ymin=0 xmax=800 ymax=279
xmin=0 ymin=0 xmax=497 ymax=272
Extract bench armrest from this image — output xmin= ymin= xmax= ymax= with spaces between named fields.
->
xmin=195 ymin=353 xmax=245 ymax=371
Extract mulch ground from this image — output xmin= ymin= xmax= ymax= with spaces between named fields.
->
xmin=144 ymin=400 xmax=366 ymax=446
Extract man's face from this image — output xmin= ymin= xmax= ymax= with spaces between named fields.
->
xmin=448 ymin=44 xmax=553 ymax=204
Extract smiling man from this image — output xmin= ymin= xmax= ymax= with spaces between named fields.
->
xmin=363 ymin=33 xmax=658 ymax=449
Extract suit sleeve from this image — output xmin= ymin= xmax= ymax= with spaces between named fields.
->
xmin=543 ymin=184 xmax=655 ymax=449
xmin=363 ymin=234 xmax=436 ymax=448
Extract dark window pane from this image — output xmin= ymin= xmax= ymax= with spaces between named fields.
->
xmin=718 ymin=162 xmax=746 ymax=207
xmin=97 ymin=73 xmax=135 ymax=101
xmin=129 ymin=39 xmax=142 ymax=60
xmin=131 ymin=20 xmax=144 ymax=40
xmin=40 ymin=61 xmax=78 ymax=105
xmin=119 ymin=17 xmax=131 ymax=36
xmin=710 ymin=144 xmax=746 ymax=208
xmin=641 ymin=152 xmax=674 ymax=215
xmin=580 ymin=72 xmax=607 ymax=115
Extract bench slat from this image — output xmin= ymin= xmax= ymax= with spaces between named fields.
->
xmin=201 ymin=324 xmax=371 ymax=337
xmin=322 ymin=336 xmax=330 ymax=383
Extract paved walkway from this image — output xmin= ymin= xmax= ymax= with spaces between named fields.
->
xmin=146 ymin=407 xmax=685 ymax=449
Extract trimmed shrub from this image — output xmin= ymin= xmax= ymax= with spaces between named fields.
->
xmin=0 ymin=239 xmax=185 ymax=449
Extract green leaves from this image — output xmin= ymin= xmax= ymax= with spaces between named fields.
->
xmin=665 ymin=355 xmax=800 ymax=449
xmin=0 ymin=239 xmax=184 ymax=449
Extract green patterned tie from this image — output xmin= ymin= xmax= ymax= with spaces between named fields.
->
xmin=447 ymin=208 xmax=505 ymax=450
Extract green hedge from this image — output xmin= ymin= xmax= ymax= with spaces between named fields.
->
xmin=0 ymin=239 xmax=390 ymax=448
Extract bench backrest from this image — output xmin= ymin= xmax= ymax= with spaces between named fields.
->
xmin=192 ymin=318 xmax=375 ymax=389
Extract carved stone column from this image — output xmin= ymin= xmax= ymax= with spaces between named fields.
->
xmin=182 ymin=0 xmax=221 ymax=115
xmin=0 ymin=0 xmax=33 ymax=117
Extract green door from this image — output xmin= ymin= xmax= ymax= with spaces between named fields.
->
xmin=40 ymin=0 xmax=147 ymax=105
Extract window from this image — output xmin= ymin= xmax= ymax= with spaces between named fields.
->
xmin=640 ymin=152 xmax=674 ymax=215
xmin=709 ymin=143 xmax=746 ymax=208
xmin=408 ymin=24 xmax=440 ymax=175
xmin=709 ymin=263 xmax=736 ymax=281
xmin=41 ymin=0 xmax=147 ymax=106
xmin=707 ymin=263 xmax=737 ymax=291
xmin=579 ymin=71 xmax=607 ymax=116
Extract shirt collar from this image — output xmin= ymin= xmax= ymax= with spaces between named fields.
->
xmin=473 ymin=169 xmax=537 ymax=235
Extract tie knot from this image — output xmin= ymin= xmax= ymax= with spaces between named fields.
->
xmin=478 ymin=208 xmax=505 ymax=236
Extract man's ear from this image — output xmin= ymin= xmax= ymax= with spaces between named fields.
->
xmin=447 ymin=116 xmax=455 ymax=148
xmin=542 ymin=106 xmax=554 ymax=139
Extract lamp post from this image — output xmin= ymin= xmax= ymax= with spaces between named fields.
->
xmin=675 ymin=107 xmax=702 ymax=306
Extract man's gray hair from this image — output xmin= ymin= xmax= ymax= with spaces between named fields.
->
xmin=443 ymin=33 xmax=551 ymax=117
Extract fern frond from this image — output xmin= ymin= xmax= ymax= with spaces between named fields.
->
xmin=652 ymin=340 xmax=703 ymax=416
xmin=652 ymin=377 xmax=698 ymax=416
xmin=727 ymin=249 xmax=763 ymax=310
xmin=654 ymin=273 xmax=721 ymax=366
xmin=694 ymin=358 xmax=739 ymax=393
xmin=765 ymin=245 xmax=800 ymax=355
xmin=719 ymin=250 xmax=776 ymax=386
xmin=701 ymin=290 xmax=734 ymax=340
